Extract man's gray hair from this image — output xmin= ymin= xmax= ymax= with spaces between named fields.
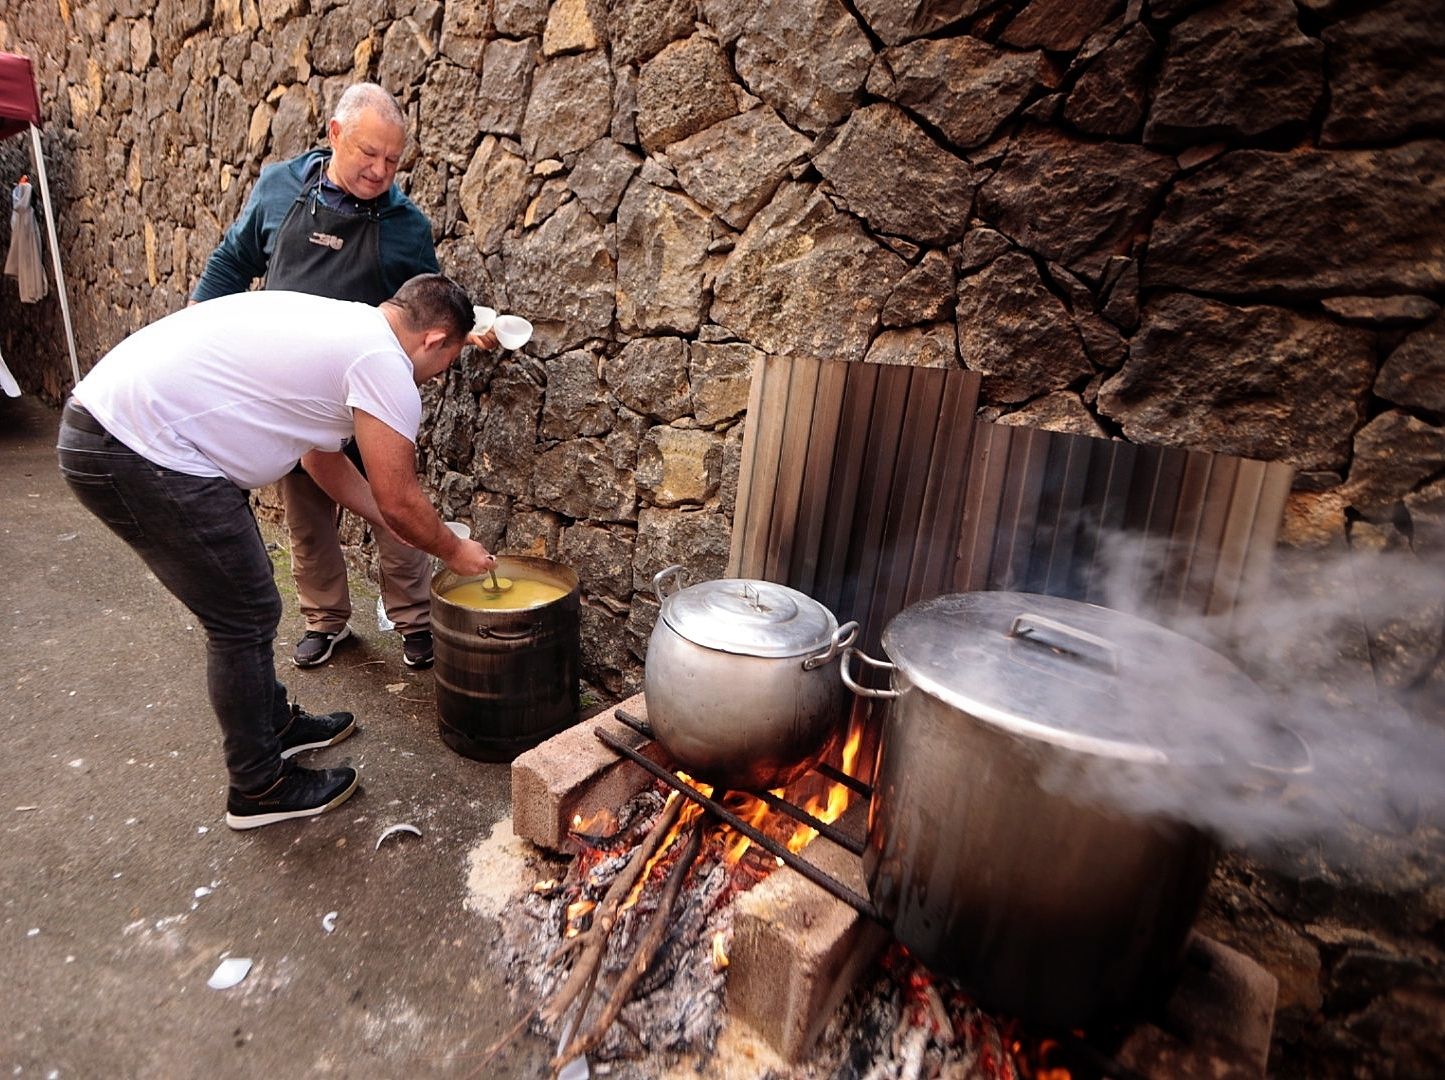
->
xmin=332 ymin=83 xmax=406 ymax=131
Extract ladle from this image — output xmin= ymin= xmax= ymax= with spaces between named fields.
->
xmin=445 ymin=520 xmax=513 ymax=593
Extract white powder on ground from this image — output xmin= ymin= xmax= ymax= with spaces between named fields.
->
xmin=462 ymin=816 xmax=544 ymax=919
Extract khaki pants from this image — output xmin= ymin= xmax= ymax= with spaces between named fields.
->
xmin=279 ymin=469 xmax=431 ymax=636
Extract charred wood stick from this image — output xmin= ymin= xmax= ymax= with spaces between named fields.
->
xmin=555 ymin=818 xmax=706 ymax=1067
xmin=538 ymin=793 xmax=684 ymax=1028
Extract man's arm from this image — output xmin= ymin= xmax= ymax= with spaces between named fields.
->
xmin=191 ymin=193 xmax=270 ymax=300
xmin=191 ymin=159 xmax=302 ymax=301
xmin=298 ymin=449 xmax=391 ymax=534
xmin=347 ymin=409 xmax=495 ymax=576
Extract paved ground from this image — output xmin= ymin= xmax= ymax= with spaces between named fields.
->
xmin=1 ymin=394 xmax=556 ymax=1078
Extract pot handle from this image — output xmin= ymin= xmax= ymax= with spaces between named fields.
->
xmin=1008 ymin=612 xmax=1119 ymax=674
xmin=839 ymin=645 xmax=899 ymax=699
xmin=652 ymin=564 xmax=686 ymax=601
xmin=802 ymin=620 xmax=859 ymax=671
xmin=477 ymin=622 xmax=539 ymax=641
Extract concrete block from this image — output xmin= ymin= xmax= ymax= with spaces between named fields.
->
xmin=729 ymin=807 xmax=888 ymax=1062
xmin=1118 ymin=934 xmax=1279 ymax=1080
xmin=510 ymin=693 xmax=668 ymax=851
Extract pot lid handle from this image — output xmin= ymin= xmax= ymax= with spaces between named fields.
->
xmin=1007 ymin=612 xmax=1119 ymax=674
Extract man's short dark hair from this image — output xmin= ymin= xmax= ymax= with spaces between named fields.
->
xmin=386 ymin=274 xmax=473 ymax=345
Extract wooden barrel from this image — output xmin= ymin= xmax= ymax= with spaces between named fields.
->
xmin=431 ymin=555 xmax=581 ymax=762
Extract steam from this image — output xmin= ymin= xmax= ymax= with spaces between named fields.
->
xmin=1030 ymin=531 xmax=1445 ymax=876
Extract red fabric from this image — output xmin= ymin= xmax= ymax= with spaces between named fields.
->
xmin=0 ymin=52 xmax=42 ymax=140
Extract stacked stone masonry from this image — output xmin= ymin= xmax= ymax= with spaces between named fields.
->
xmin=1 ymin=3 xmax=1441 ymax=1075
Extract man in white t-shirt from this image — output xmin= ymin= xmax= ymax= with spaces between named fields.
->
xmin=57 ymin=274 xmax=497 ymax=830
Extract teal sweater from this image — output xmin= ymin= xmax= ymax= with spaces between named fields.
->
xmin=190 ymin=149 xmax=439 ymax=302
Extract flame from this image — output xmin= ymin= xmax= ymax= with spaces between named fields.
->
xmin=785 ymin=718 xmax=865 ymax=854
xmin=711 ymin=931 xmax=729 ymax=971
xmin=1009 ymin=1037 xmax=1071 ymax=1080
xmin=1031 ymin=1039 xmax=1071 ymax=1080
xmin=570 ymin=806 xmax=617 ymax=835
xmin=564 ymin=898 xmax=596 ymax=937
xmin=722 ymin=789 xmax=774 ymax=866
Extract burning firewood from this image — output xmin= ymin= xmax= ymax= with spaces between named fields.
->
xmin=552 ymin=817 xmax=706 ymax=1067
xmin=539 ymin=794 xmax=685 ymax=1033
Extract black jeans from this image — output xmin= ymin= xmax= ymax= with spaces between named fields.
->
xmin=57 ymin=403 xmax=291 ymax=793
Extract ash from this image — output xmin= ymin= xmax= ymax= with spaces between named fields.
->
xmin=492 ymin=786 xmax=1022 ymax=1080
xmin=495 ymin=787 xmax=734 ymax=1070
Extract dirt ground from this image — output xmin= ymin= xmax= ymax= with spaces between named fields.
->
xmin=0 ymin=393 xmax=556 ymax=1078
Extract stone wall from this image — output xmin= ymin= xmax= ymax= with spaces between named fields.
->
xmin=0 ymin=3 xmax=1440 ymax=1071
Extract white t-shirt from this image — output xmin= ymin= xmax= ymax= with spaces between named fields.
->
xmin=73 ymin=291 xmax=422 ymax=490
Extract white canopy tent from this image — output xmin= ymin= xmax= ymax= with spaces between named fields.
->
xmin=1 ymin=50 xmax=80 ymax=394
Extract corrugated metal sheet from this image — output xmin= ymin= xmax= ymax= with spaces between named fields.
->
xmin=729 ymin=356 xmax=1295 ymax=659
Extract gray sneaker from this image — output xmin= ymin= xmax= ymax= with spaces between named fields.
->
xmin=293 ymin=625 xmax=352 ymax=668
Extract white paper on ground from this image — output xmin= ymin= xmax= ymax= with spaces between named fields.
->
xmin=207 ymin=957 xmax=253 ymax=990
xmin=375 ymin=823 xmax=422 ymax=851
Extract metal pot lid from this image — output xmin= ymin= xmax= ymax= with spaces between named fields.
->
xmin=881 ymin=591 xmax=1275 ymax=764
xmin=662 ymin=577 xmax=839 ymax=658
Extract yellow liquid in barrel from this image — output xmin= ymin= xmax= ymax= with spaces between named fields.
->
xmin=442 ymin=578 xmax=568 ymax=611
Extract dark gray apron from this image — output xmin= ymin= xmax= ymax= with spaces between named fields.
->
xmin=267 ymin=163 xmax=388 ymax=472
xmin=265 ymin=163 xmax=388 ymax=305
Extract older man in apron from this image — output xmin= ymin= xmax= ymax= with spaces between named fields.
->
xmin=191 ymin=84 xmax=471 ymax=670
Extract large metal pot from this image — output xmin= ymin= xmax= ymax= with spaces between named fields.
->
xmin=644 ymin=566 xmax=858 ymax=790
xmin=842 ymin=591 xmax=1292 ymax=1029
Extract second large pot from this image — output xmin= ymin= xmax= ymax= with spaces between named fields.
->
xmin=644 ymin=566 xmax=857 ymax=790
xmin=843 ymin=591 xmax=1280 ymax=1029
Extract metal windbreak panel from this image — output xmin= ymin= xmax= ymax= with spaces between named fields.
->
xmin=908 ymin=372 xmax=981 ymax=608
xmin=788 ymin=360 xmax=850 ymax=596
xmin=727 ymin=350 xmax=783 ymax=577
xmin=1031 ymin=432 xmax=1093 ymax=598
xmin=863 ymin=366 xmax=951 ymax=656
xmin=764 ymin=356 xmax=825 ymax=582
xmin=811 ymin=361 xmax=881 ymax=619
xmin=728 ymin=355 xmax=1293 ymax=652
xmin=954 ymin=421 xmax=1011 ymax=593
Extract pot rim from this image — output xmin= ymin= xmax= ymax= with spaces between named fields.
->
xmin=880 ymin=591 xmax=1286 ymax=768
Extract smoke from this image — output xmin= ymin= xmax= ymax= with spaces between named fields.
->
xmin=1028 ymin=530 xmax=1445 ymax=878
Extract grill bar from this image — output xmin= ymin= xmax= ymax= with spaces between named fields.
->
xmin=595 ymin=726 xmax=885 ymax=923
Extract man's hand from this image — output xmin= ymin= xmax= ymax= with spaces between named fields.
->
xmin=466 ymin=328 xmax=499 ymax=350
xmin=446 ymin=538 xmax=497 ymax=578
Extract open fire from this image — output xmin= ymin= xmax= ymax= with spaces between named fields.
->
xmin=483 ymin=715 xmax=1150 ymax=1079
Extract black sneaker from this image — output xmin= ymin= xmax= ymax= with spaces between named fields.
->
xmin=293 ymin=625 xmax=352 ymax=668
xmin=277 ymin=703 xmax=357 ymax=759
xmin=403 ymin=630 xmax=434 ymax=669
xmin=224 ymin=763 xmax=359 ymax=830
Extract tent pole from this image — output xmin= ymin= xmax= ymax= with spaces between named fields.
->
xmin=28 ymin=124 xmax=80 ymax=387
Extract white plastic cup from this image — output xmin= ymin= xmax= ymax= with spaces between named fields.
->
xmin=493 ymin=314 xmax=533 ymax=350
xmin=471 ymin=305 xmax=497 ymax=335
xmin=443 ymin=521 xmax=470 ymax=540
